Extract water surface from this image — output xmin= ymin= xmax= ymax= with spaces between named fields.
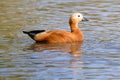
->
xmin=0 ymin=0 xmax=120 ymax=80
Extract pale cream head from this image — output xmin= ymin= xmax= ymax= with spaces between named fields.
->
xmin=70 ymin=13 xmax=83 ymax=22
xmin=69 ymin=13 xmax=88 ymax=24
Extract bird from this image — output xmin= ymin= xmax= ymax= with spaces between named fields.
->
xmin=23 ymin=13 xmax=88 ymax=43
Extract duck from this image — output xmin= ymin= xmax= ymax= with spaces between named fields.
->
xmin=23 ymin=13 xmax=88 ymax=43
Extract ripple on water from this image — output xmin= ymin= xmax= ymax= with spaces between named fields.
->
xmin=0 ymin=0 xmax=120 ymax=80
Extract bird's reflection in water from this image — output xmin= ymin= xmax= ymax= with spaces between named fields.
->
xmin=30 ymin=41 xmax=83 ymax=58
xmin=29 ymin=42 xmax=83 ymax=80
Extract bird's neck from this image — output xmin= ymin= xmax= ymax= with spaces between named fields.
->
xmin=70 ymin=23 xmax=79 ymax=32
xmin=69 ymin=19 xmax=84 ymax=40
xmin=69 ymin=19 xmax=80 ymax=32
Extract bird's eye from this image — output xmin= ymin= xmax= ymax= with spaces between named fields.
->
xmin=78 ymin=15 xmax=80 ymax=17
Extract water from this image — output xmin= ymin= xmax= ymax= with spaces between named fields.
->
xmin=0 ymin=0 xmax=120 ymax=80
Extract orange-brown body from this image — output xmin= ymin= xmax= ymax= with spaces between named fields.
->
xmin=23 ymin=13 xmax=88 ymax=43
xmin=35 ymin=29 xmax=84 ymax=43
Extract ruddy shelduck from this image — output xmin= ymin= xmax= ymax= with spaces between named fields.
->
xmin=23 ymin=13 xmax=88 ymax=43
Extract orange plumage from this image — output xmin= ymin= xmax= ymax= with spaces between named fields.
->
xmin=23 ymin=13 xmax=88 ymax=43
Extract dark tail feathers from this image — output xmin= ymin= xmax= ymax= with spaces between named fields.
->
xmin=23 ymin=31 xmax=29 ymax=34
xmin=23 ymin=30 xmax=45 ymax=40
